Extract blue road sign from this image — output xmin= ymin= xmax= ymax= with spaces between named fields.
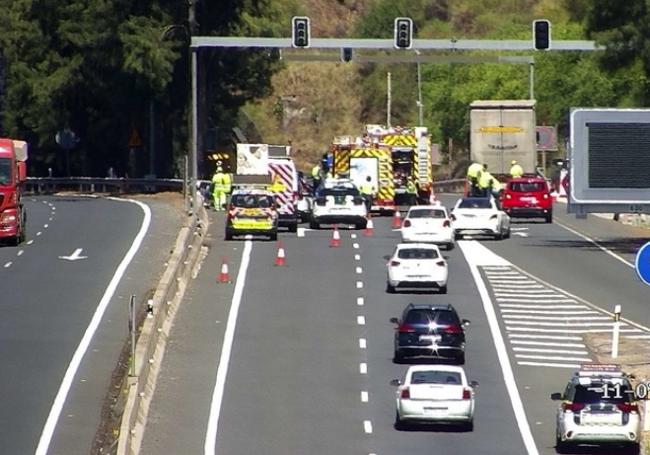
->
xmin=635 ymin=242 xmax=650 ymax=285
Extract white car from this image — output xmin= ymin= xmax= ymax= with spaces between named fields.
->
xmin=391 ymin=365 xmax=478 ymax=431
xmin=385 ymin=243 xmax=448 ymax=294
xmin=551 ymin=364 xmax=641 ymax=454
xmin=401 ymin=204 xmax=454 ymax=250
xmin=310 ymin=179 xmax=368 ymax=229
xmin=450 ymin=197 xmax=510 ymax=240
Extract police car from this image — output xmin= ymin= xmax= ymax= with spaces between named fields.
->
xmin=310 ymin=179 xmax=368 ymax=230
xmin=225 ymin=188 xmax=278 ymax=240
xmin=550 ymin=364 xmax=640 ymax=454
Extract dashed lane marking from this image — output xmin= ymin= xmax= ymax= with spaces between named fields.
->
xmin=353 ymin=243 xmax=360 ymax=249
xmin=361 ymin=391 xmax=368 ymax=402
xmin=354 ymin=254 xmax=361 ymax=260
xmin=357 ymin=297 xmax=364 ymax=306
xmin=27 ymin=240 xmax=34 ymax=245
xmin=17 ymin=250 xmax=24 ymax=256
xmin=351 ymin=233 xmax=357 ymax=239
xmin=510 ymin=340 xmax=586 ymax=348
xmin=356 ymin=267 xmax=362 ymax=274
xmin=356 ymin=281 xmax=363 ymax=289
xmin=357 ymin=316 xmax=366 ymax=326
xmin=359 ymin=338 xmax=367 ymax=349
xmin=44 ymin=224 xmax=49 ymax=228
xmin=4 ymin=262 xmax=12 ymax=268
xmin=363 ymin=421 xmax=373 ymax=434
xmin=360 ymin=363 xmax=367 ymax=374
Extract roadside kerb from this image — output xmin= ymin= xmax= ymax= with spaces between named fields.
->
xmin=117 ymin=203 xmax=209 ymax=455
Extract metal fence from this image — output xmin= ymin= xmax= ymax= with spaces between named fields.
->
xmin=24 ymin=177 xmax=184 ymax=195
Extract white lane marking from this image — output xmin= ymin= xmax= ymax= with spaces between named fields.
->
xmin=297 ymin=227 xmax=305 ymax=237
xmin=58 ymin=248 xmax=88 ymax=261
xmin=626 ymin=335 xmax=650 ymax=339
xmin=499 ymin=304 xmax=588 ymax=309
xmin=504 ymin=320 xmax=619 ymax=327
xmin=518 ymin=361 xmax=580 ymax=369
xmin=49 ymin=217 xmax=53 ymax=221
xmin=503 ymin=315 xmax=610 ymax=321
xmin=363 ymin=420 xmax=373 ymax=434
xmin=511 ymin=227 xmax=529 ymax=231
xmin=494 ymin=289 xmax=561 ymax=294
xmin=353 ymin=243 xmax=360 ymax=249
xmin=514 ymin=232 xmax=529 ymax=237
xmin=510 ymin=340 xmax=586 ymax=348
xmin=513 ymin=347 xmax=589 ymax=355
xmin=36 ymin=199 xmax=151 ymax=455
xmin=506 ymin=327 xmax=640 ymax=333
xmin=356 ymin=267 xmax=362 ymax=274
xmin=497 ymin=298 xmax=576 ymax=303
xmin=492 ymin=284 xmax=545 ymax=289
xmin=4 ymin=262 xmax=12 ymax=268
xmin=515 ymin=354 xmax=592 ymax=362
xmin=361 ymin=391 xmax=369 ymax=402
xmin=360 ymin=363 xmax=367 ymax=374
xmin=17 ymin=250 xmax=24 ymax=256
xmin=488 ymin=276 xmax=532 ymax=280
xmin=357 ymin=316 xmax=366 ymax=326
xmin=490 ymin=280 xmax=539 ymax=284
xmin=51 ymin=206 xmax=56 ymax=211
xmin=495 ymin=293 xmax=568 ymax=298
xmin=44 ymin=224 xmax=49 ymax=228
xmin=204 ymin=240 xmax=253 ymax=455
xmin=27 ymin=240 xmax=34 ymax=245
xmin=351 ymin=233 xmax=357 ymax=239
xmin=354 ymin=254 xmax=361 ymax=260
xmin=459 ymin=241 xmax=538 ymax=455
xmin=359 ymin=338 xmax=367 ymax=349
xmin=509 ymin=334 xmax=583 ymax=341
xmin=501 ymin=309 xmax=598 ymax=315
xmin=356 ymin=281 xmax=363 ymax=289
xmin=556 ymin=221 xmax=634 ymax=268
xmin=484 ymin=266 xmax=512 ymax=270
xmin=357 ymin=297 xmax=364 ymax=306
xmin=37 ymin=231 xmax=42 ymax=236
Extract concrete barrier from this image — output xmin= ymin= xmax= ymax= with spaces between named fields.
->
xmin=116 ymin=201 xmax=209 ymax=455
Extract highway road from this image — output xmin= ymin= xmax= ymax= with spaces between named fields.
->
xmin=0 ymin=195 xmax=183 ymax=455
xmin=141 ymin=195 xmax=650 ymax=455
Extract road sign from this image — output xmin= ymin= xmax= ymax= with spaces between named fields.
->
xmin=536 ymin=125 xmax=558 ymax=150
xmin=635 ymin=242 xmax=650 ymax=285
xmin=128 ymin=128 xmax=142 ymax=148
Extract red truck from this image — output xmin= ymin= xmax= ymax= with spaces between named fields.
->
xmin=0 ymin=138 xmax=27 ymax=245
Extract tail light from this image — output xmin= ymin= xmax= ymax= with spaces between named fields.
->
xmin=462 ymin=388 xmax=472 ymax=400
xmin=617 ymin=403 xmax=639 ymax=413
xmin=400 ymin=388 xmax=410 ymax=399
xmin=562 ymin=402 xmax=585 ymax=412
xmin=505 ymin=193 xmax=512 ymax=199
xmin=542 ymin=193 xmax=549 ymax=199
xmin=397 ymin=323 xmax=416 ymax=333
xmin=443 ymin=219 xmax=450 ymax=227
xmin=489 ymin=214 xmax=498 ymax=220
xmin=403 ymin=219 xmax=411 ymax=228
xmin=436 ymin=260 xmax=446 ymax=267
xmin=390 ymin=260 xmax=401 ymax=267
xmin=442 ymin=325 xmax=463 ymax=334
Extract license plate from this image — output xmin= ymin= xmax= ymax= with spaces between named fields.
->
xmin=521 ymin=196 xmax=537 ymax=203
xmin=463 ymin=214 xmax=476 ymax=218
xmin=583 ymin=413 xmax=615 ymax=424
xmin=408 ymin=275 xmax=428 ymax=278
xmin=419 ymin=335 xmax=441 ymax=342
xmin=423 ymin=407 xmax=447 ymax=415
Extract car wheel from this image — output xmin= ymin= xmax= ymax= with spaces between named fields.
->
xmin=503 ymin=228 xmax=510 ymax=239
xmin=386 ymin=282 xmax=396 ymax=294
xmin=456 ymin=352 xmax=465 ymax=365
xmin=626 ymin=443 xmax=640 ymax=455
xmin=555 ymin=436 xmax=570 ymax=454
xmin=462 ymin=420 xmax=473 ymax=432
xmin=394 ymin=411 xmax=407 ymax=431
xmin=225 ymin=230 xmax=233 ymax=241
xmin=446 ymin=242 xmax=454 ymax=251
xmin=309 ymin=219 xmax=319 ymax=229
xmin=269 ymin=232 xmax=278 ymax=241
xmin=439 ymin=285 xmax=447 ymax=294
xmin=454 ymin=232 xmax=462 ymax=240
xmin=288 ymin=222 xmax=298 ymax=233
xmin=545 ymin=212 xmax=553 ymax=224
xmin=393 ymin=351 xmax=404 ymax=364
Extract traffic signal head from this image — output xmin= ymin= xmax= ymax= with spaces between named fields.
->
xmin=533 ymin=19 xmax=551 ymax=50
xmin=394 ymin=17 xmax=413 ymax=50
xmin=292 ymin=16 xmax=310 ymax=48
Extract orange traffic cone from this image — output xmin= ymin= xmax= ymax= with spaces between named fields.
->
xmin=364 ymin=216 xmax=374 ymax=237
xmin=274 ymin=243 xmax=286 ymax=266
xmin=218 ymin=258 xmax=231 ymax=283
xmin=330 ymin=225 xmax=341 ymax=247
xmin=392 ymin=210 xmax=402 ymax=228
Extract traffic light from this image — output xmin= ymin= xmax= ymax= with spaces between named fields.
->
xmin=341 ymin=47 xmax=353 ymax=63
xmin=394 ymin=17 xmax=413 ymax=50
xmin=533 ymin=19 xmax=551 ymax=50
xmin=292 ymin=16 xmax=310 ymax=48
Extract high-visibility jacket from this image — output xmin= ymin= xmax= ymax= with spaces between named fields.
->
xmin=467 ymin=163 xmax=483 ymax=179
xmin=406 ymin=180 xmax=417 ymax=194
xmin=478 ymin=171 xmax=494 ymax=190
xmin=212 ymin=172 xmax=232 ymax=192
xmin=359 ymin=182 xmax=374 ymax=195
xmin=311 ymin=165 xmax=321 ymax=178
xmin=510 ymin=164 xmax=524 ymax=178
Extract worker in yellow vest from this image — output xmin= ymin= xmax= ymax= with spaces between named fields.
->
xmin=478 ymin=165 xmax=495 ymax=198
xmin=467 ymin=162 xmax=484 ymax=197
xmin=311 ymin=163 xmax=321 ymax=194
xmin=212 ymin=166 xmax=231 ymax=211
xmin=510 ymin=160 xmax=524 ymax=178
xmin=406 ymin=177 xmax=418 ymax=206
xmin=359 ymin=176 xmax=375 ymax=211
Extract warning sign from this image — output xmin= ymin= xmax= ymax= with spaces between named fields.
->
xmin=128 ymin=128 xmax=142 ymax=148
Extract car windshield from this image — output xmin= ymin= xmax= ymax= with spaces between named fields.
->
xmin=0 ymin=158 xmax=11 ymax=185
xmin=231 ymin=194 xmax=273 ymax=208
xmin=573 ymin=383 xmax=632 ymax=404
xmin=411 ymin=370 xmax=462 ymax=385
xmin=320 ymin=187 xmax=359 ymax=197
xmin=435 ymin=310 xmax=461 ymax=325
xmin=409 ymin=209 xmax=446 ymax=219
xmin=397 ymin=248 xmax=438 ymax=259
xmin=458 ymin=198 xmax=492 ymax=209
xmin=509 ymin=182 xmax=546 ymax=192
xmin=404 ymin=310 xmax=432 ymax=325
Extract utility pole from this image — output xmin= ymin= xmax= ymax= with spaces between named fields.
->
xmin=189 ymin=0 xmax=201 ymax=214
xmin=416 ymin=51 xmax=423 ymax=126
xmin=387 ymin=72 xmax=392 ymax=127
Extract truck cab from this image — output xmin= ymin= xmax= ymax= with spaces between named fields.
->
xmin=0 ymin=139 xmax=27 ymax=245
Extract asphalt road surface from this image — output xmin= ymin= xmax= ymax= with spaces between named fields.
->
xmin=0 ymin=195 xmax=183 ymax=455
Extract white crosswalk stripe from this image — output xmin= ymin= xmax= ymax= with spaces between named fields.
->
xmin=480 ymin=265 xmax=650 ymax=370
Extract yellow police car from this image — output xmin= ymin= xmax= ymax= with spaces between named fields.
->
xmin=225 ymin=189 xmax=278 ymax=241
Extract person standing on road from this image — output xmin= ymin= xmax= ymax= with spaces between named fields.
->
xmin=478 ymin=165 xmax=494 ymax=198
xmin=359 ymin=175 xmax=375 ymax=211
xmin=212 ymin=165 xmax=230 ymax=211
xmin=311 ymin=163 xmax=322 ymax=194
xmin=406 ymin=177 xmax=418 ymax=206
xmin=510 ymin=160 xmax=524 ymax=178
xmin=467 ymin=162 xmax=484 ymax=197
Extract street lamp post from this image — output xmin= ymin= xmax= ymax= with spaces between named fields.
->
xmin=416 ymin=50 xmax=423 ymax=126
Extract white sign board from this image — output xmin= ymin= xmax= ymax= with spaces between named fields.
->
xmin=236 ymin=144 xmax=268 ymax=175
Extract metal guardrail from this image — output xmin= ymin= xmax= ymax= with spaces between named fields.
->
xmin=24 ymin=177 xmax=184 ymax=194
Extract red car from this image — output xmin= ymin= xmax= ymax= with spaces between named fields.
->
xmin=500 ymin=176 xmax=553 ymax=223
